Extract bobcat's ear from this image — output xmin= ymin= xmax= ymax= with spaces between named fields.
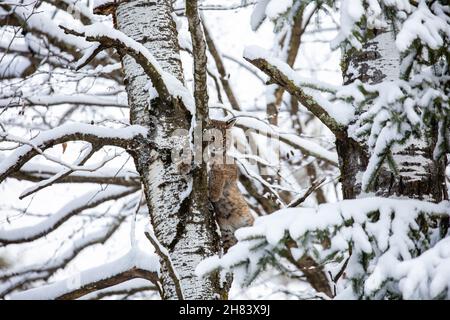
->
xmin=226 ymin=118 xmax=237 ymax=128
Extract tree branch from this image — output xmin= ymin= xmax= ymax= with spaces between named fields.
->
xmin=244 ymin=52 xmax=346 ymax=139
xmin=10 ymin=167 xmax=140 ymax=187
xmin=186 ymin=1 xmax=209 ymax=123
xmin=0 ymin=123 xmax=146 ymax=184
xmin=202 ymin=17 xmax=241 ymax=110
xmin=0 ymin=215 xmax=127 ymax=297
xmin=8 ymin=249 xmax=160 ymax=300
xmin=145 ymin=231 xmax=184 ymax=300
xmin=0 ymin=94 xmax=128 ymax=109
xmin=0 ymin=186 xmax=138 ymax=245
xmin=59 ymin=24 xmax=191 ymax=109
xmin=56 ymin=269 xmax=157 ymax=300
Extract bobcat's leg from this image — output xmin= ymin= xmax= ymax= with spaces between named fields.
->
xmin=219 ymin=225 xmax=237 ymax=253
xmin=209 ymin=166 xmax=226 ymax=202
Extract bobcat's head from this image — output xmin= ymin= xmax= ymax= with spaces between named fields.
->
xmin=206 ymin=118 xmax=237 ymax=165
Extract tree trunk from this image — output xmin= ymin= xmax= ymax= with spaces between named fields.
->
xmin=338 ymin=29 xmax=448 ymax=203
xmin=115 ymin=0 xmax=224 ymax=300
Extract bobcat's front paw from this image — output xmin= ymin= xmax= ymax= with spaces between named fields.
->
xmin=209 ymin=193 xmax=221 ymax=202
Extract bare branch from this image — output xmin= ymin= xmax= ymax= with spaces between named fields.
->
xmin=231 ymin=116 xmax=338 ymax=166
xmin=145 ymin=231 xmax=184 ymax=300
xmin=186 ymin=0 xmax=209 ymax=123
xmin=287 ymin=177 xmax=327 ymax=207
xmin=202 ymin=17 xmax=241 ymax=110
xmin=9 ymin=166 xmax=140 ymax=187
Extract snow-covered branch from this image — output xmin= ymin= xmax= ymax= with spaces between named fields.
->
xmin=145 ymin=231 xmax=184 ymax=300
xmin=234 ymin=116 xmax=338 ymax=166
xmin=243 ymin=46 xmax=349 ymax=138
xmin=9 ymin=162 xmax=140 ymax=187
xmin=186 ymin=0 xmax=209 ymax=124
xmin=60 ymin=23 xmax=195 ymax=114
xmin=0 ymin=215 xmax=127 ymax=297
xmin=41 ymin=0 xmax=95 ymax=25
xmin=197 ymin=198 xmax=450 ymax=299
xmin=0 ymin=123 xmax=147 ymax=183
xmin=79 ymin=279 xmax=157 ymax=300
xmin=0 ymin=186 xmax=138 ymax=245
xmin=8 ymin=248 xmax=160 ymax=300
xmin=0 ymin=94 xmax=128 ymax=109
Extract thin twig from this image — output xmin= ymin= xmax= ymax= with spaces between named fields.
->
xmin=144 ymin=231 xmax=184 ymax=300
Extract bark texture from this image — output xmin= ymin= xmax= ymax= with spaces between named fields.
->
xmin=339 ymin=30 xmax=448 ymax=202
xmin=115 ymin=0 xmax=224 ymax=299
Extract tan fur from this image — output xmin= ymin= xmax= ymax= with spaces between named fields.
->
xmin=207 ymin=119 xmax=254 ymax=253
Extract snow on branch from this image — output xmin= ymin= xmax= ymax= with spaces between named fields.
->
xmin=41 ymin=0 xmax=95 ymax=25
xmin=8 ymin=248 xmax=160 ymax=300
xmin=0 ymin=123 xmax=147 ymax=184
xmin=0 ymin=186 xmax=138 ymax=245
xmin=196 ymin=197 xmax=450 ymax=299
xmin=0 ymin=215 xmax=127 ymax=297
xmin=0 ymin=94 xmax=128 ymax=109
xmin=1 ymin=1 xmax=88 ymax=57
xmin=243 ymin=46 xmax=352 ymax=138
xmin=234 ymin=115 xmax=338 ymax=166
xmin=79 ymin=279 xmax=157 ymax=300
xmin=8 ymin=161 xmax=140 ymax=187
xmin=59 ymin=23 xmax=195 ymax=114
xmin=396 ymin=1 xmax=450 ymax=52
xmin=332 ymin=0 xmax=449 ymax=53
xmin=18 ymin=143 xmax=98 ymax=200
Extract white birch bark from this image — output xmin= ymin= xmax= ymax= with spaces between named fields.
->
xmin=115 ymin=0 xmax=223 ymax=299
xmin=341 ymin=28 xmax=447 ymax=202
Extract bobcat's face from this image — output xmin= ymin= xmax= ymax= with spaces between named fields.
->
xmin=207 ymin=119 xmax=236 ymax=165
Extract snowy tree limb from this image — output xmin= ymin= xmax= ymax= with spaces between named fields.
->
xmin=0 ymin=2 xmax=115 ymax=69
xmin=0 ymin=123 xmax=147 ymax=184
xmin=287 ymin=177 xmax=326 ymax=207
xmin=10 ymin=165 xmax=140 ymax=187
xmin=244 ymin=50 xmax=346 ymax=139
xmin=60 ymin=23 xmax=194 ymax=113
xmin=265 ymin=3 xmax=318 ymax=125
xmin=197 ymin=198 xmax=450 ymax=299
xmin=41 ymin=0 xmax=95 ymax=25
xmin=81 ymin=282 xmax=157 ymax=300
xmin=9 ymin=248 xmax=160 ymax=300
xmin=18 ymin=143 xmax=99 ymax=199
xmin=0 ymin=215 xmax=127 ymax=297
xmin=0 ymin=94 xmax=128 ymax=109
xmin=0 ymin=186 xmax=138 ymax=245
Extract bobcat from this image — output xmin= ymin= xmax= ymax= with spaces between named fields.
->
xmin=207 ymin=119 xmax=254 ymax=253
